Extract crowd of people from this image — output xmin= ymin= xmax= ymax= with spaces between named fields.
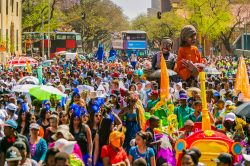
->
xmin=0 ymin=24 xmax=250 ymax=166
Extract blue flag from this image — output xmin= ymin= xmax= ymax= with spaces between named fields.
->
xmin=96 ymin=43 xmax=105 ymax=62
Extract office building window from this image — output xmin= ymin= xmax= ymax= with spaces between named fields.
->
xmin=6 ymin=0 xmax=8 ymax=15
xmin=11 ymin=0 xmax=14 ymax=13
xmin=16 ymin=2 xmax=18 ymax=16
xmin=16 ymin=30 xmax=18 ymax=51
xmin=6 ymin=29 xmax=8 ymax=52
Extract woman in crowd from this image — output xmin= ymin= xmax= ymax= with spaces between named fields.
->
xmin=101 ymin=131 xmax=130 ymax=166
xmin=120 ymin=92 xmax=142 ymax=152
xmin=16 ymin=107 xmax=31 ymax=138
xmin=59 ymin=111 xmax=69 ymax=125
xmin=43 ymin=147 xmax=59 ymax=166
xmin=14 ymin=140 xmax=38 ymax=166
xmin=181 ymin=148 xmax=202 ymax=166
xmin=44 ymin=114 xmax=59 ymax=144
xmin=69 ymin=109 xmax=93 ymax=165
xmin=128 ymin=131 xmax=156 ymax=166
xmin=29 ymin=123 xmax=48 ymax=165
xmin=38 ymin=108 xmax=50 ymax=132
xmin=49 ymin=125 xmax=82 ymax=159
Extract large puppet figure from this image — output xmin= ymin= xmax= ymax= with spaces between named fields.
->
xmin=174 ymin=25 xmax=204 ymax=82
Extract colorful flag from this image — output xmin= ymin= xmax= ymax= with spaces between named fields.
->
xmin=37 ymin=66 xmax=43 ymax=85
xmin=234 ymin=57 xmax=250 ymax=101
xmin=154 ymin=52 xmax=170 ymax=110
xmin=26 ymin=60 xmax=32 ymax=73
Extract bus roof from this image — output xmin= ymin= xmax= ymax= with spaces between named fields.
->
xmin=121 ymin=30 xmax=146 ymax=34
xmin=23 ymin=32 xmax=80 ymax=35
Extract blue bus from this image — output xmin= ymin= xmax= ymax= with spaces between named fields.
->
xmin=111 ymin=30 xmax=148 ymax=56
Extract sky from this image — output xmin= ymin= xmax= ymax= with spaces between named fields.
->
xmin=111 ymin=0 xmax=151 ymax=20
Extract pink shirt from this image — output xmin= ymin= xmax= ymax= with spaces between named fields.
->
xmin=49 ymin=142 xmax=83 ymax=159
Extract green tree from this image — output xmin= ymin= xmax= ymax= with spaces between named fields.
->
xmin=219 ymin=0 xmax=250 ymax=54
xmin=131 ymin=12 xmax=186 ymax=50
xmin=22 ymin=0 xmax=63 ymax=32
xmin=182 ymin=0 xmax=233 ymax=55
xmin=63 ymin=0 xmax=129 ymax=52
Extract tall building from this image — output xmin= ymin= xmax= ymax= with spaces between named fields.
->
xmin=147 ymin=0 xmax=161 ymax=17
xmin=152 ymin=0 xmax=161 ymax=10
xmin=0 ymin=0 xmax=22 ymax=62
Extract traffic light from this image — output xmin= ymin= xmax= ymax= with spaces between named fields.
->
xmin=81 ymin=13 xmax=86 ymax=20
xmin=157 ymin=11 xmax=162 ymax=19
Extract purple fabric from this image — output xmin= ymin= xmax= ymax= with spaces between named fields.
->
xmin=30 ymin=143 xmax=37 ymax=157
xmin=157 ymin=148 xmax=176 ymax=166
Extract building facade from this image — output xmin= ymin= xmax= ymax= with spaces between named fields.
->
xmin=0 ymin=0 xmax=22 ymax=62
xmin=147 ymin=0 xmax=161 ymax=17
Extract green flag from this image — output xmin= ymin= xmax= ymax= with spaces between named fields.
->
xmin=37 ymin=66 xmax=43 ymax=85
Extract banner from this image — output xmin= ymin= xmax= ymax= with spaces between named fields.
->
xmin=37 ymin=66 xmax=43 ymax=85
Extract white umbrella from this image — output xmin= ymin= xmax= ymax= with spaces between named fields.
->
xmin=204 ymin=67 xmax=221 ymax=75
xmin=77 ymin=85 xmax=94 ymax=93
xmin=17 ymin=76 xmax=39 ymax=85
xmin=12 ymin=84 xmax=38 ymax=93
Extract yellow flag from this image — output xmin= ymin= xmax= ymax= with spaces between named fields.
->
xmin=4 ymin=63 xmax=8 ymax=70
xmin=76 ymin=52 xmax=79 ymax=61
xmin=26 ymin=60 xmax=32 ymax=73
xmin=154 ymin=52 xmax=170 ymax=110
xmin=234 ymin=57 xmax=250 ymax=101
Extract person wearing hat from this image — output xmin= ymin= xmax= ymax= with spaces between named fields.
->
xmin=174 ymin=25 xmax=203 ymax=81
xmin=5 ymin=146 xmax=22 ymax=166
xmin=179 ymin=120 xmax=195 ymax=139
xmin=174 ymin=93 xmax=194 ymax=128
xmin=29 ymin=123 xmax=48 ymax=164
xmin=219 ymin=100 xmax=235 ymax=120
xmin=152 ymin=37 xmax=176 ymax=70
xmin=14 ymin=140 xmax=38 ymax=166
xmin=6 ymin=103 xmax=18 ymax=121
xmin=0 ymin=119 xmax=29 ymax=166
xmin=69 ymin=106 xmax=93 ymax=166
xmin=48 ymin=125 xmax=83 ymax=161
xmin=213 ymin=152 xmax=233 ymax=166
xmin=101 ymin=131 xmax=129 ymax=166
xmin=44 ymin=114 xmax=59 ymax=144
xmin=222 ymin=113 xmax=237 ymax=139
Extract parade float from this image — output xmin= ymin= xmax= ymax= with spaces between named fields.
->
xmin=175 ymin=72 xmax=242 ymax=165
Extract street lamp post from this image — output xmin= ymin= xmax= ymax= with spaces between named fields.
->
xmin=47 ymin=0 xmax=51 ymax=60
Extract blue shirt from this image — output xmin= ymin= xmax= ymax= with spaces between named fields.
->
xmin=129 ymin=146 xmax=155 ymax=166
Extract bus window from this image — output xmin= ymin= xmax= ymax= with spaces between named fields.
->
xmin=66 ymin=34 xmax=76 ymax=40
xmin=56 ymin=34 xmax=67 ymax=40
xmin=76 ymin=34 xmax=81 ymax=40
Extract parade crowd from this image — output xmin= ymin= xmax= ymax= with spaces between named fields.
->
xmin=0 ymin=25 xmax=250 ymax=166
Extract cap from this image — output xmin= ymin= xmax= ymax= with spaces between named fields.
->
xmin=6 ymin=146 xmax=22 ymax=161
xmin=213 ymin=91 xmax=220 ymax=97
xmin=13 ymin=141 xmax=27 ymax=150
xmin=225 ymin=113 xmax=236 ymax=122
xmin=243 ymin=154 xmax=250 ymax=162
xmin=6 ymin=103 xmax=17 ymax=112
xmin=225 ymin=100 xmax=233 ymax=107
xmin=49 ymin=114 xmax=59 ymax=120
xmin=29 ymin=123 xmax=40 ymax=130
xmin=179 ymin=93 xmax=188 ymax=100
xmin=213 ymin=153 xmax=232 ymax=164
xmin=149 ymin=90 xmax=159 ymax=97
xmin=4 ymin=120 xmax=18 ymax=129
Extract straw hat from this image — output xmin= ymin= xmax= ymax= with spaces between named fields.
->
xmin=52 ymin=125 xmax=74 ymax=141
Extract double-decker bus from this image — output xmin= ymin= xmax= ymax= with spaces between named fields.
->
xmin=22 ymin=32 xmax=83 ymax=59
xmin=111 ymin=30 xmax=148 ymax=56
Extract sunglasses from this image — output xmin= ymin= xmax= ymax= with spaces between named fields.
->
xmin=95 ymin=114 xmax=102 ymax=118
xmin=31 ymin=128 xmax=39 ymax=131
